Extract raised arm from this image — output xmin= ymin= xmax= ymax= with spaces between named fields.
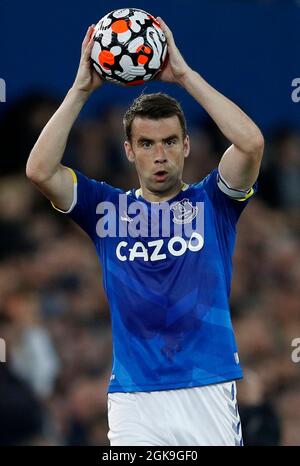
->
xmin=157 ymin=17 xmax=264 ymax=190
xmin=26 ymin=25 xmax=103 ymax=211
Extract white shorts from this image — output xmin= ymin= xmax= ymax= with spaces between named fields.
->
xmin=107 ymin=381 xmax=243 ymax=446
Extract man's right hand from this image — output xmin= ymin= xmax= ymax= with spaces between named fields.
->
xmin=72 ymin=25 xmax=104 ymax=95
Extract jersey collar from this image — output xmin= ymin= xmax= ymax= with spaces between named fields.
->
xmin=135 ymin=182 xmax=189 ymax=200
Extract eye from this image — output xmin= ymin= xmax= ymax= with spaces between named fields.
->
xmin=165 ymin=138 xmax=177 ymax=146
xmin=141 ymin=140 xmax=152 ymax=148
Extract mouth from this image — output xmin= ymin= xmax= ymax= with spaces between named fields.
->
xmin=153 ymin=170 xmax=168 ymax=182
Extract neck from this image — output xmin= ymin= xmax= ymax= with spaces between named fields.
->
xmin=140 ymin=180 xmax=185 ymax=202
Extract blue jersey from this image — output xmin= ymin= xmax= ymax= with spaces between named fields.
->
xmin=52 ymin=168 xmax=256 ymax=393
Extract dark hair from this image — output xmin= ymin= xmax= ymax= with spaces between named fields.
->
xmin=123 ymin=93 xmax=187 ymax=141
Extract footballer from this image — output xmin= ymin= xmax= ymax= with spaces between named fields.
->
xmin=26 ymin=18 xmax=264 ymax=446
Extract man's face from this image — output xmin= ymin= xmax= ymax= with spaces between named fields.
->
xmin=124 ymin=116 xmax=190 ymax=196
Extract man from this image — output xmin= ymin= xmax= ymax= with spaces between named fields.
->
xmin=26 ymin=18 xmax=264 ymax=446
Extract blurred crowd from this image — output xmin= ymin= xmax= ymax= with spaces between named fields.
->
xmin=0 ymin=92 xmax=299 ymax=446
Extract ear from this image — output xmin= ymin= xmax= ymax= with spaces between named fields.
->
xmin=124 ymin=140 xmax=135 ymax=163
xmin=183 ymin=135 xmax=190 ymax=159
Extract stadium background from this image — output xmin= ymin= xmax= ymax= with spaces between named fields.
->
xmin=0 ymin=0 xmax=300 ymax=445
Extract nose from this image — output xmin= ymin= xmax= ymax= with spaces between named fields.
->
xmin=154 ymin=143 xmax=167 ymax=164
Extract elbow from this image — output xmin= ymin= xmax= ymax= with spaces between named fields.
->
xmin=244 ymin=129 xmax=265 ymax=159
xmin=26 ymin=156 xmax=50 ymax=185
xmin=26 ymin=159 xmax=34 ymax=181
xmin=254 ymin=131 xmax=265 ymax=154
xmin=26 ymin=158 xmax=40 ymax=184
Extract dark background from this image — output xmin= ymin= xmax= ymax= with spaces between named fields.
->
xmin=1 ymin=0 xmax=300 ymax=130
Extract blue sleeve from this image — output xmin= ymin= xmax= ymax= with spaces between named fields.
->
xmin=201 ymin=168 xmax=257 ymax=227
xmin=51 ymin=168 xmax=110 ymax=240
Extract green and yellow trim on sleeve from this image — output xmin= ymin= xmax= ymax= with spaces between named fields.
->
xmin=235 ymin=186 xmax=255 ymax=202
xmin=51 ymin=167 xmax=78 ymax=214
xmin=217 ymin=171 xmax=255 ymax=202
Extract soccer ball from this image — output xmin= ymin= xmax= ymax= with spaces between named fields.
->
xmin=91 ymin=8 xmax=168 ymax=86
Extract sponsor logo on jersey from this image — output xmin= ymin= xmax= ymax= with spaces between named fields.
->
xmin=116 ymin=231 xmax=204 ymax=262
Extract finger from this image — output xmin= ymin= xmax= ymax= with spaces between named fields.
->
xmin=82 ymin=38 xmax=94 ymax=63
xmin=156 ymin=17 xmax=173 ymax=39
xmin=82 ymin=26 xmax=92 ymax=50
xmin=81 ymin=25 xmax=95 ymax=52
xmin=82 ymin=26 xmax=95 ymax=61
xmin=90 ymin=24 xmax=96 ymax=41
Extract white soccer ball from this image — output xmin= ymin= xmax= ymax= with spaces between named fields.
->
xmin=91 ymin=8 xmax=168 ymax=86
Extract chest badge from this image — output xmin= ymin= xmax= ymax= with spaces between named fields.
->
xmin=171 ymin=198 xmax=198 ymax=224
